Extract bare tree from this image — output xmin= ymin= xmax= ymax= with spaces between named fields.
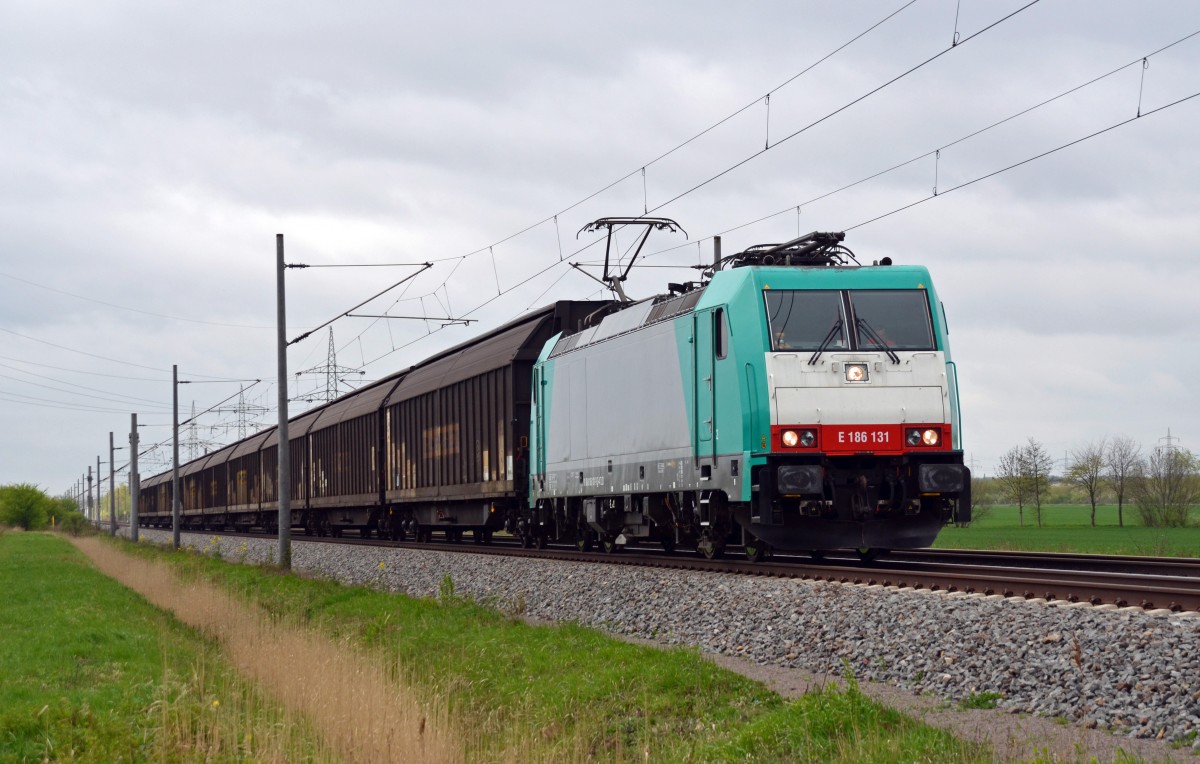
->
xmin=1132 ymin=447 xmax=1200 ymax=528
xmin=1106 ymin=435 xmax=1141 ymax=528
xmin=1023 ymin=438 xmax=1054 ymax=528
xmin=1067 ymin=438 xmax=1107 ymax=527
xmin=995 ymin=446 xmax=1029 ymax=527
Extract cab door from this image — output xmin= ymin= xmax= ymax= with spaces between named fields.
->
xmin=693 ymin=309 xmax=717 ymax=463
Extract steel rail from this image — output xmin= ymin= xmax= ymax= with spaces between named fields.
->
xmin=134 ymin=524 xmax=1200 ymax=613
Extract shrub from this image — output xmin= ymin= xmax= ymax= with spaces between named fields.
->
xmin=1133 ymin=448 xmax=1200 ymax=528
xmin=0 ymin=483 xmax=51 ymax=531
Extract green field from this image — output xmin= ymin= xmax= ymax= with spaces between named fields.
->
xmin=935 ymin=504 xmax=1200 ymax=557
xmin=0 ymin=532 xmax=334 ymax=762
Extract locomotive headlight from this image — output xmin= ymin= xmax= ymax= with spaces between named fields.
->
xmin=780 ymin=429 xmax=817 ymax=448
xmin=906 ymin=428 xmax=942 ymax=447
xmin=845 ymin=363 xmax=868 ymax=383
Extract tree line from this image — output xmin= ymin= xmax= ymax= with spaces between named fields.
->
xmin=989 ymin=435 xmax=1199 ymax=528
xmin=0 ymin=484 xmax=91 ymax=535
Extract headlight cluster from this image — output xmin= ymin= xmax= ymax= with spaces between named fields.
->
xmin=780 ymin=428 xmax=817 ymax=448
xmin=905 ymin=428 xmax=941 ymax=447
xmin=845 ymin=363 xmax=868 ymax=383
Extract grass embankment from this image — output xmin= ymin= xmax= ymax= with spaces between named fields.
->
xmin=936 ymin=504 xmax=1200 ymax=556
xmin=0 ymin=532 xmax=338 ymax=762
xmin=6 ymin=531 xmax=995 ymax=762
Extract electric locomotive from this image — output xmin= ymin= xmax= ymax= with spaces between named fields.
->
xmin=524 ymin=219 xmax=969 ymax=559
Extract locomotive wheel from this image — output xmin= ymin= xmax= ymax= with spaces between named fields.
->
xmin=744 ymin=539 xmax=769 ymax=563
xmin=660 ymin=536 xmax=676 ymax=554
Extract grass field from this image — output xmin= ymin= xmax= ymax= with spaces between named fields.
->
xmin=0 ymin=531 xmax=336 ymax=762
xmin=935 ymin=503 xmax=1200 ymax=557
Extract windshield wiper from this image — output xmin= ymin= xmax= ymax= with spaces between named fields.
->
xmin=808 ymin=320 xmax=843 ymax=365
xmin=855 ymin=318 xmax=900 ymax=364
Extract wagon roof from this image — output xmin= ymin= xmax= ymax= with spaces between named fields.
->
xmin=228 ymin=427 xmax=273 ymax=460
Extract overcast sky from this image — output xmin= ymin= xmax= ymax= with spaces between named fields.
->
xmin=2 ymin=0 xmax=1198 ymax=497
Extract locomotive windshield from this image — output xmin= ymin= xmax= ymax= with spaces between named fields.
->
xmin=765 ymin=290 xmax=846 ymax=351
xmin=766 ymin=289 xmax=935 ymax=352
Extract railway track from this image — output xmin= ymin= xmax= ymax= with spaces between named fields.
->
xmin=134 ymin=524 xmax=1200 ymax=613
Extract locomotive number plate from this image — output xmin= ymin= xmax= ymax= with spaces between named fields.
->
xmin=820 ymin=424 xmax=903 ymax=453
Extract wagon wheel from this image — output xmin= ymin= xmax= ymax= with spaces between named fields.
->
xmin=576 ymin=534 xmax=594 ymax=553
xmin=809 ymin=550 xmax=826 ymax=562
xmin=601 ymin=536 xmax=622 ymax=554
xmin=659 ymin=536 xmax=676 ymax=554
xmin=696 ymin=533 xmax=725 ymax=560
xmin=533 ymin=534 xmax=547 ymax=550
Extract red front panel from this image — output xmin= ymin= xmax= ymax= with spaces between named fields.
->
xmin=821 ymin=424 xmax=904 ymax=454
xmin=771 ymin=424 xmax=952 ymax=455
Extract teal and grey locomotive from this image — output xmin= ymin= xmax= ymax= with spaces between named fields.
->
xmin=525 ymin=222 xmax=969 ymax=559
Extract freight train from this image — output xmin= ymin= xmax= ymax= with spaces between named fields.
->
xmin=140 ymin=222 xmax=969 ymax=560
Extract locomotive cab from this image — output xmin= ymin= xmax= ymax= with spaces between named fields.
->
xmin=748 ymin=268 xmax=970 ymax=551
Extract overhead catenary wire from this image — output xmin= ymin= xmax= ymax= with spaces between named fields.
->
xmin=0 ymin=368 xmax=172 ymax=409
xmin=287 ymin=263 xmax=433 ymax=346
xmin=0 ymin=271 xmax=274 ymax=330
xmin=0 ymin=325 xmax=262 ymax=381
xmin=845 ymin=89 xmax=1200 ymax=231
xmin=634 ymin=26 xmax=1200 ymax=261
xmin=0 ymin=352 xmax=171 ymax=381
xmin=640 ymin=0 xmax=1044 ymax=217
xmin=0 ymin=391 xmax=157 ymax=415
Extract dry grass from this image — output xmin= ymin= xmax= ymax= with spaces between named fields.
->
xmin=72 ymin=537 xmax=462 ymax=764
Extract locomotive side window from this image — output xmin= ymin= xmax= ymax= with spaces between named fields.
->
xmin=714 ymin=308 xmax=727 ymax=359
xmin=847 ymin=290 xmax=935 ymax=351
xmin=764 ymin=290 xmax=846 ymax=351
